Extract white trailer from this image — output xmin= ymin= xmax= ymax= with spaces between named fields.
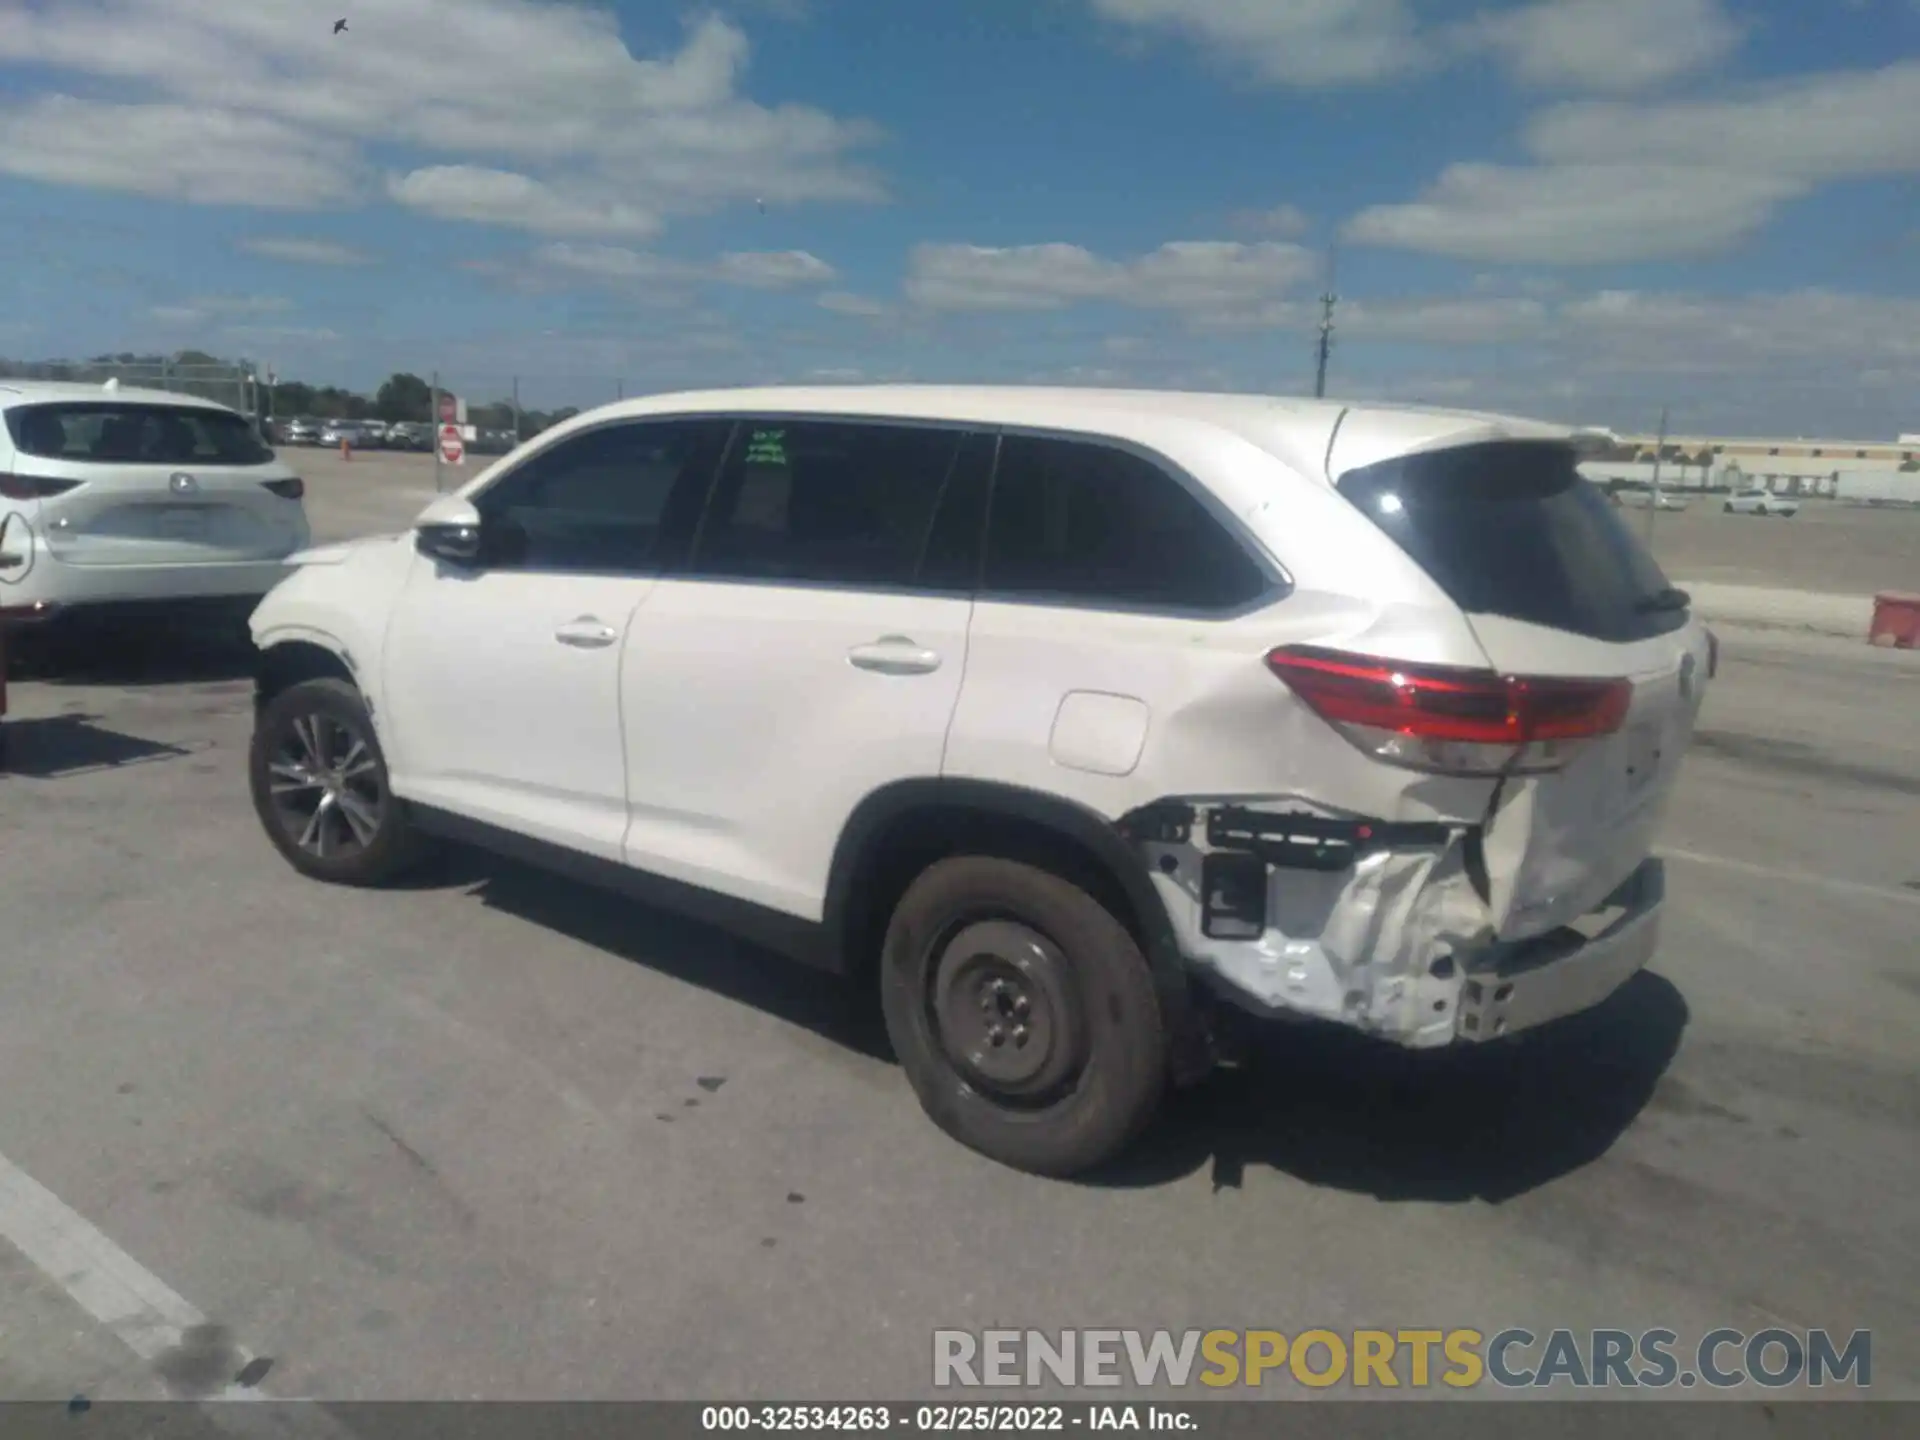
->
xmin=1835 ymin=470 xmax=1920 ymax=505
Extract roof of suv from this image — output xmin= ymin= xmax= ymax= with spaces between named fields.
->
xmin=0 ymin=379 xmax=236 ymax=413
xmin=571 ymin=384 xmax=1587 ymax=485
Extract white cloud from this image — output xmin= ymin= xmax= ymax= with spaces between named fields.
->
xmin=522 ymin=242 xmax=836 ymax=292
xmin=713 ymin=250 xmax=837 ymax=288
xmin=387 ymin=167 xmax=663 ymax=239
xmin=1342 ymin=296 xmax=1550 ymax=343
xmin=1088 ymin=0 xmax=1739 ymax=92
xmin=1346 ymin=61 xmax=1920 ymax=264
xmin=1344 ymin=162 xmax=1798 ymax=264
xmin=0 ymin=2 xmax=882 ymax=233
xmin=0 ymin=94 xmax=358 ymax=207
xmin=1527 ymin=60 xmax=1920 ymax=177
xmin=905 ymin=240 xmax=1317 ymax=315
xmin=817 ymin=291 xmax=892 ymax=318
xmin=1088 ymin=0 xmax=1423 ymax=87
xmin=1463 ymin=0 xmax=1740 ymax=94
xmin=237 ymin=236 xmax=372 ymax=266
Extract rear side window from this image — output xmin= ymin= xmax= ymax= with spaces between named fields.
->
xmin=982 ymin=435 xmax=1270 ymax=612
xmin=1336 ymin=441 xmax=1683 ymax=642
xmin=5 ymin=402 xmax=271 ymax=467
xmin=690 ymin=420 xmax=976 ymax=589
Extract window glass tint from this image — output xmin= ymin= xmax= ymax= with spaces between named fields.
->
xmin=1335 ymin=441 xmax=1683 ymax=642
xmin=6 ymin=402 xmax=271 ymax=466
xmin=982 ymin=435 xmax=1269 ymax=611
xmin=477 ymin=419 xmax=728 ymax=573
xmin=914 ymin=431 xmax=996 ymax=592
xmin=692 ymin=421 xmax=968 ymax=588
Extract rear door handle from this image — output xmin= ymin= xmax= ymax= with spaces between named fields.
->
xmin=555 ymin=616 xmax=618 ymax=649
xmin=848 ymin=636 xmax=942 ymax=675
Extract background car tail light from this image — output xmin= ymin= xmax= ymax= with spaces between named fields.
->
xmin=262 ymin=477 xmax=305 ymax=500
xmin=1265 ymin=645 xmax=1633 ymax=777
xmin=0 ymin=474 xmax=83 ymax=501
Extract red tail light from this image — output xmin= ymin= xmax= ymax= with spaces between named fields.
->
xmin=262 ymin=477 xmax=305 ymax=500
xmin=0 ymin=474 xmax=83 ymax=501
xmin=1265 ymin=645 xmax=1633 ymax=776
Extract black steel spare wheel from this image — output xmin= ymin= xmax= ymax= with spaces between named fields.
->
xmin=930 ymin=919 xmax=1089 ymax=1105
xmin=880 ymin=855 xmax=1168 ymax=1177
xmin=249 ymin=676 xmax=424 ymax=885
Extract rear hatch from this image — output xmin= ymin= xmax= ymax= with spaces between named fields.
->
xmin=1333 ymin=437 xmax=1711 ymax=941
xmin=3 ymin=399 xmax=308 ymax=567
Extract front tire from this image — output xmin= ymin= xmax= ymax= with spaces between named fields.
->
xmin=879 ymin=856 xmax=1167 ymax=1177
xmin=249 ymin=677 xmax=425 ymax=885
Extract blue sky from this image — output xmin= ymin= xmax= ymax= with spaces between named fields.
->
xmin=0 ymin=0 xmax=1916 ymax=436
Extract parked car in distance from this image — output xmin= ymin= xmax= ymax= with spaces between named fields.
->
xmin=281 ymin=416 xmax=322 ymax=446
xmin=1724 ymin=488 xmax=1800 ymax=517
xmin=1 ymin=380 xmax=310 ymax=632
xmin=1618 ymin=490 xmax=1690 ymax=512
xmin=386 ymin=421 xmax=432 ymax=452
xmin=246 ymin=385 xmax=1711 ymax=1177
xmin=318 ymin=420 xmax=372 ymax=450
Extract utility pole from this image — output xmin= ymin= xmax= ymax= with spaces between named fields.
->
xmin=432 ymin=370 xmax=442 ymax=494
xmin=1312 ymin=245 xmax=1339 ymax=399
xmin=1645 ymin=405 xmax=1669 ymax=546
xmin=511 ymin=375 xmax=522 ymax=442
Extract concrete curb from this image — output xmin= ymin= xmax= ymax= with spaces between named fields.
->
xmin=1678 ymin=580 xmax=1877 ymax=639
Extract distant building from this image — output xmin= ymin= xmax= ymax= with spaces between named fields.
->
xmin=1585 ymin=430 xmax=1918 ymax=497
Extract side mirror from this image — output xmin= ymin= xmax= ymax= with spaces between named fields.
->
xmin=413 ymin=494 xmax=485 ymax=567
xmin=417 ymin=522 xmax=483 ymax=566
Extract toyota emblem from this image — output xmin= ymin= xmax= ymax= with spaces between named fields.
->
xmin=169 ymin=472 xmax=198 ymax=495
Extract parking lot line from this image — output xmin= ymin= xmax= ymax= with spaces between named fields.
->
xmin=1661 ymin=846 xmax=1920 ymax=908
xmin=0 ymin=1145 xmax=280 ymax=1404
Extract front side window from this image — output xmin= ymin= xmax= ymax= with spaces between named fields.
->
xmin=6 ymin=402 xmax=271 ymax=467
xmin=981 ymin=434 xmax=1271 ymax=612
xmin=476 ymin=418 xmax=730 ymax=573
xmin=689 ymin=420 xmax=976 ymax=589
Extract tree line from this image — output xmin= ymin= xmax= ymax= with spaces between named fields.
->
xmin=0 ymin=350 xmax=580 ymax=440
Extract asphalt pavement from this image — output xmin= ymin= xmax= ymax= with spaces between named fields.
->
xmin=0 ymin=620 xmax=1915 ymax=1405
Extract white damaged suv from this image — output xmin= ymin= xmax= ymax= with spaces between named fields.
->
xmin=246 ymin=386 xmax=1712 ymax=1176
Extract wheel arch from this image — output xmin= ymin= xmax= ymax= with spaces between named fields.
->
xmin=823 ymin=778 xmax=1208 ymax=1081
xmin=255 ymin=631 xmax=359 ymax=712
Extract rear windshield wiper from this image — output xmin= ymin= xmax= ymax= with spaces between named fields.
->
xmin=1634 ymin=586 xmax=1691 ymax=613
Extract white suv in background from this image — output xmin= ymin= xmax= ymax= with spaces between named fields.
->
xmin=0 ymin=381 xmax=311 ymax=631
xmin=247 ymin=386 xmax=1712 ymax=1176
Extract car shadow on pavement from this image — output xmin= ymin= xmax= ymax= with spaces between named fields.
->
xmin=1090 ymin=970 xmax=1690 ymax=1202
xmin=6 ymin=618 xmax=255 ymax=686
xmin=449 ymin=851 xmax=896 ymax=1063
xmin=0 ymin=712 xmax=195 ymax=779
xmin=394 ymin=841 xmax=1686 ymax=1202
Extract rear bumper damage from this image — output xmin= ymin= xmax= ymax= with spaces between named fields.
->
xmin=1121 ymin=799 xmax=1662 ymax=1050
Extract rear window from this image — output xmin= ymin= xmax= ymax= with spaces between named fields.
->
xmin=1336 ymin=440 xmax=1685 ymax=642
xmin=6 ymin=402 xmax=272 ymax=467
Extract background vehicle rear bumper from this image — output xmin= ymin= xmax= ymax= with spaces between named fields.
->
xmin=1 ymin=553 xmax=291 ymax=623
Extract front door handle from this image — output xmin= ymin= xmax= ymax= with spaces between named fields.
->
xmin=555 ymin=616 xmax=618 ymax=649
xmin=848 ymin=636 xmax=942 ymax=675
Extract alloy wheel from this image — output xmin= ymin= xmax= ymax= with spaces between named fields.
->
xmin=265 ymin=710 xmax=386 ymax=859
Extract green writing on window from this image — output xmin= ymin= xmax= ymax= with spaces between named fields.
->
xmin=745 ymin=429 xmax=788 ymax=466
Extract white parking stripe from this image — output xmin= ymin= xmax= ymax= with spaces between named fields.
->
xmin=1661 ymin=846 xmax=1920 ymax=908
xmin=0 ymin=1146 xmax=354 ymax=1432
